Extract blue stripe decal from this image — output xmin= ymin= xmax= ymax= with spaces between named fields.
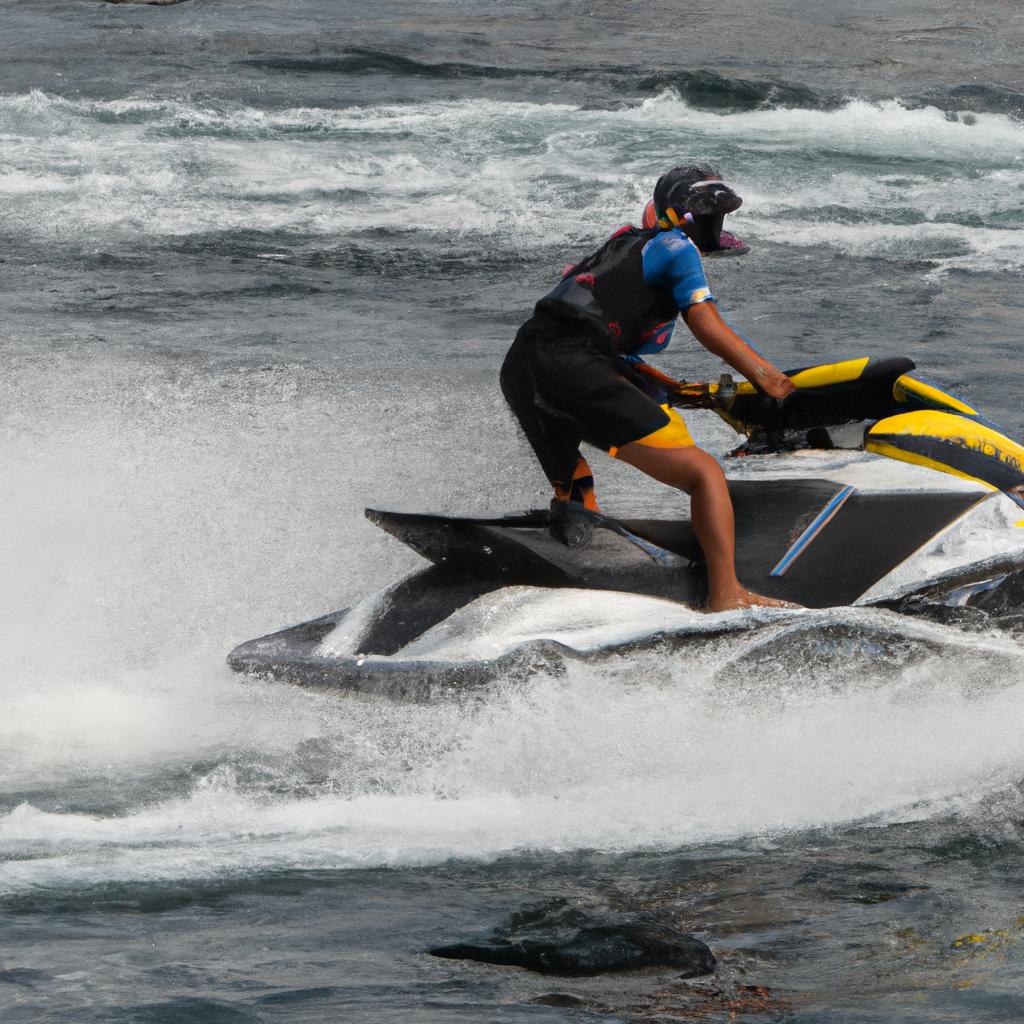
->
xmin=770 ymin=486 xmax=856 ymax=577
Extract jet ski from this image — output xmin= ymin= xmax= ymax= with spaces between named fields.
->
xmin=227 ymin=357 xmax=1024 ymax=695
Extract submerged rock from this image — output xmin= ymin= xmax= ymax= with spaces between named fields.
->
xmin=430 ymin=898 xmax=716 ymax=977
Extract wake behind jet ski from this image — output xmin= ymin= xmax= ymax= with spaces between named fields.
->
xmin=227 ymin=356 xmax=1024 ymax=695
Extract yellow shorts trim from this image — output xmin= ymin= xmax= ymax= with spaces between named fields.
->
xmin=608 ymin=405 xmax=694 ymax=458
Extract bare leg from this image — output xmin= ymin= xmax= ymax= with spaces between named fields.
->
xmin=615 ymin=442 xmax=801 ymax=611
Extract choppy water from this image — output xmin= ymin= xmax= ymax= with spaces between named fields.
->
xmin=3 ymin=2 xmax=1024 ymax=1021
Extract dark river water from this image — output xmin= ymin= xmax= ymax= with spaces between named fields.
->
xmin=2 ymin=2 xmax=1024 ymax=1021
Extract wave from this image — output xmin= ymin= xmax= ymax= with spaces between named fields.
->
xmin=246 ymin=50 xmax=835 ymax=113
xmin=913 ymin=83 xmax=1024 ymax=120
xmin=243 ymin=50 xmax=1024 ymax=120
xmin=1 ymin=89 xmax=1022 ymax=273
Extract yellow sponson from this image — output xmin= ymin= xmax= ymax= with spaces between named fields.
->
xmin=866 ymin=439 xmax=992 ymax=488
xmin=787 ymin=357 xmax=870 ymax=390
xmin=866 ymin=411 xmax=1024 ymax=491
xmin=892 ymin=374 xmax=979 ymax=416
xmin=609 ymin=405 xmax=694 ymax=457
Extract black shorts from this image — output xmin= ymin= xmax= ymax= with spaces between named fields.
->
xmin=500 ymin=312 xmax=693 ymax=489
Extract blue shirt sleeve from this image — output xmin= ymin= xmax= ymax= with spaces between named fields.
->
xmin=641 ymin=229 xmax=714 ymax=311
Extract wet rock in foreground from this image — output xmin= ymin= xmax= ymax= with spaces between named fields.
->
xmin=431 ymin=898 xmax=716 ymax=977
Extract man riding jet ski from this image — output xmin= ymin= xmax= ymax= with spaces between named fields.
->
xmin=501 ymin=163 xmax=795 ymax=611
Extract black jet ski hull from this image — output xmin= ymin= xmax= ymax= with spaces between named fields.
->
xmin=226 ymin=606 xmax=523 ymax=698
xmin=227 ymin=479 xmax=1013 ymax=694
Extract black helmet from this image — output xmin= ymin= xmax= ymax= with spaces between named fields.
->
xmin=652 ymin=164 xmax=747 ymax=256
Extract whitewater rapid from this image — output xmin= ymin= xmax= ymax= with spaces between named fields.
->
xmin=3 ymin=89 xmax=1024 ymax=272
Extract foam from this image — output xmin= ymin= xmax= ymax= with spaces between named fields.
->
xmin=633 ymin=93 xmax=1024 ymax=156
xmin=3 ymin=621 xmax=1024 ymax=893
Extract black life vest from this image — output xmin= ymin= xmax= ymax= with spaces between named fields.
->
xmin=534 ymin=226 xmax=680 ymax=356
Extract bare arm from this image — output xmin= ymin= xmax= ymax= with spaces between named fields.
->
xmin=682 ymin=301 xmax=795 ymax=401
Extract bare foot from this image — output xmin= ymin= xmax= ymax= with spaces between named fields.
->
xmin=706 ymin=587 xmax=803 ymax=612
